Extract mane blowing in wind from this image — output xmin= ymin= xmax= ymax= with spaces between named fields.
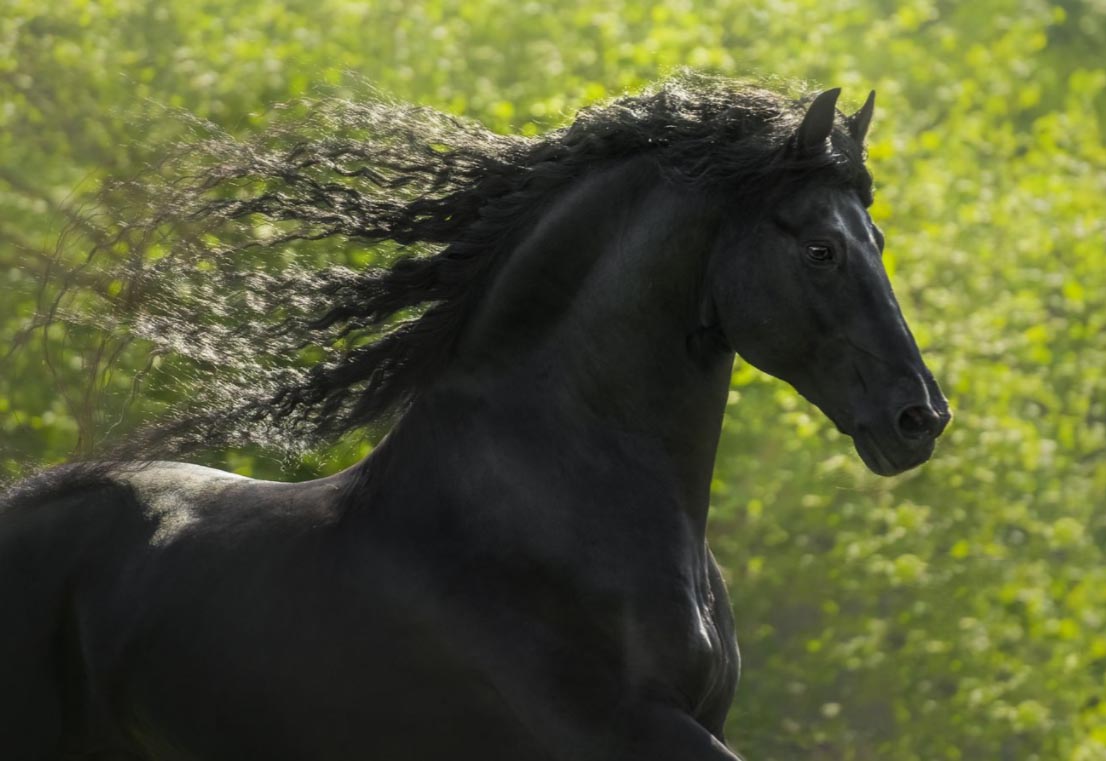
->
xmin=0 ymin=70 xmax=950 ymax=761
xmin=48 ymin=72 xmax=871 ymax=460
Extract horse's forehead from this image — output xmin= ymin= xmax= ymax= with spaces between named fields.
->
xmin=776 ymin=184 xmax=867 ymax=227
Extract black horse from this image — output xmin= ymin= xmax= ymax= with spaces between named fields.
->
xmin=1 ymin=77 xmax=949 ymax=760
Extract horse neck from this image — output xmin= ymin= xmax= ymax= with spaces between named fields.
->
xmin=420 ymin=157 xmax=735 ymax=537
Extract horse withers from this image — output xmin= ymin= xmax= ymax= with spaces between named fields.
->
xmin=0 ymin=78 xmax=948 ymax=760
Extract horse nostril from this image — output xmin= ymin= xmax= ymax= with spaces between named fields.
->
xmin=897 ymin=405 xmax=941 ymax=441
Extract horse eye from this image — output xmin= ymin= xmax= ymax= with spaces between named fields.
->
xmin=806 ymin=244 xmax=835 ymax=264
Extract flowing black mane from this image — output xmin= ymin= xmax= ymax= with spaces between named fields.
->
xmin=1 ymin=71 xmax=950 ymax=761
xmin=65 ymin=72 xmax=873 ymax=458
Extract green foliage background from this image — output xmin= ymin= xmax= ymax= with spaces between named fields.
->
xmin=2 ymin=0 xmax=1104 ymax=758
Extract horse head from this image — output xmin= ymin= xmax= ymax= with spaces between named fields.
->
xmin=704 ymin=89 xmax=950 ymax=476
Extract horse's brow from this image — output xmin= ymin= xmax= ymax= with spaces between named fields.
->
xmin=769 ymin=212 xmax=801 ymax=235
xmin=770 ymin=199 xmax=839 ymax=235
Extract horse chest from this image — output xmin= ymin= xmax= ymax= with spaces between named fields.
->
xmin=605 ymin=565 xmax=731 ymax=714
xmin=361 ymin=436 xmax=739 ymax=732
xmin=568 ymin=515 xmax=732 ymax=709
xmin=489 ymin=533 xmax=733 ymax=719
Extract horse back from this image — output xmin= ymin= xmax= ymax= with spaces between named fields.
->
xmin=1 ymin=462 xmax=148 ymax=589
xmin=0 ymin=461 xmax=344 ymax=756
xmin=0 ymin=460 xmax=349 ymax=631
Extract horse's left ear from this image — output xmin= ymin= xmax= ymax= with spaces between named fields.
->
xmin=847 ymin=90 xmax=876 ymax=145
xmin=796 ymin=88 xmax=841 ymax=155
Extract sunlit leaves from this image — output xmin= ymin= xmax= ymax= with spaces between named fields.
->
xmin=2 ymin=0 xmax=1105 ymax=758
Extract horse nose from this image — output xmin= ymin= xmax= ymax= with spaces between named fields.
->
xmin=896 ymin=404 xmax=948 ymax=442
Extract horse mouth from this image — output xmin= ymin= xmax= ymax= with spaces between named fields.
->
xmin=853 ymin=430 xmax=935 ymax=477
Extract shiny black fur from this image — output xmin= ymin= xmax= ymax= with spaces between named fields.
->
xmin=0 ymin=80 xmax=947 ymax=760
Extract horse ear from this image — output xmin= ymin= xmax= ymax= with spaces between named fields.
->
xmin=795 ymin=88 xmax=841 ymax=155
xmin=848 ymin=90 xmax=876 ymax=145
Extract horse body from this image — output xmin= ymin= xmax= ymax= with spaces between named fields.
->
xmin=1 ymin=80 xmax=948 ymax=759
xmin=2 ymin=413 xmax=736 ymax=759
xmin=4 ymin=158 xmax=739 ymax=760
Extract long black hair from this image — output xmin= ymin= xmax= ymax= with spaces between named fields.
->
xmin=38 ymin=72 xmax=871 ymax=458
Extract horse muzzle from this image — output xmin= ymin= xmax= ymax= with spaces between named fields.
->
xmin=851 ymin=374 xmax=951 ymax=476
